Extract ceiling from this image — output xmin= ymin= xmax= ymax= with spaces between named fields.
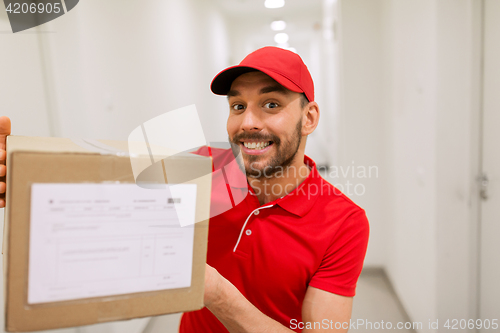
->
xmin=211 ymin=0 xmax=324 ymax=65
xmin=212 ymin=0 xmax=323 ymax=21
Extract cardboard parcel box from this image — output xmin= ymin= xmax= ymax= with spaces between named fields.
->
xmin=3 ymin=136 xmax=211 ymax=332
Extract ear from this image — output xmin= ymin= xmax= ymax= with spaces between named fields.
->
xmin=301 ymin=102 xmax=320 ymax=136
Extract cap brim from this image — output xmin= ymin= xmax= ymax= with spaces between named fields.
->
xmin=210 ymin=65 xmax=304 ymax=96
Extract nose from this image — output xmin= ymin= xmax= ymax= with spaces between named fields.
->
xmin=240 ymin=104 xmax=263 ymax=133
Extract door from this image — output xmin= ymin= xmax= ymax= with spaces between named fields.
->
xmin=480 ymin=0 xmax=500 ymax=329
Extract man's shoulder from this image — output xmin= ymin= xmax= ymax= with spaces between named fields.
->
xmin=311 ymin=175 xmax=368 ymax=228
xmin=191 ymin=146 xmax=231 ymax=157
xmin=191 ymin=146 xmax=234 ymax=171
xmin=317 ymin=175 xmax=363 ymax=209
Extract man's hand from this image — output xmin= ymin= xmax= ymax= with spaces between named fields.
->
xmin=204 ymin=263 xmax=223 ymax=307
xmin=0 ymin=116 xmax=11 ymax=208
xmin=203 ymin=263 xmax=296 ymax=332
xmin=203 ymin=263 xmax=352 ymax=332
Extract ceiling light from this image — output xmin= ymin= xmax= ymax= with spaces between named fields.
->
xmin=271 ymin=20 xmax=286 ymax=31
xmin=274 ymin=32 xmax=289 ymax=44
xmin=265 ymin=0 xmax=285 ymax=9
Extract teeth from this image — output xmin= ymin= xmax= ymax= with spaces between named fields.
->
xmin=243 ymin=141 xmax=270 ymax=150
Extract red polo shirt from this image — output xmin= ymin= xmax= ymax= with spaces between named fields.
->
xmin=180 ymin=147 xmax=369 ymax=333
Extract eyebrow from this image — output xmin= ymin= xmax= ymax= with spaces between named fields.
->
xmin=259 ymin=85 xmax=289 ymax=95
xmin=227 ymin=85 xmax=290 ymax=99
xmin=227 ymin=89 xmax=240 ymax=98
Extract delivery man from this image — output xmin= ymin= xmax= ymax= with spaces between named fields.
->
xmin=0 ymin=46 xmax=369 ymax=333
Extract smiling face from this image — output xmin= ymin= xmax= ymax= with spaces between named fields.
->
xmin=226 ymin=71 xmax=308 ymax=179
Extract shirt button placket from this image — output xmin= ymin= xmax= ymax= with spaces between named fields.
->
xmin=246 ymin=210 xmax=259 ymax=239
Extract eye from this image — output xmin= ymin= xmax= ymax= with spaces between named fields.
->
xmin=264 ymin=102 xmax=279 ymax=109
xmin=232 ymin=104 xmax=245 ymax=111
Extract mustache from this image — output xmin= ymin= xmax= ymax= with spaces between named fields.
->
xmin=231 ymin=132 xmax=281 ymax=145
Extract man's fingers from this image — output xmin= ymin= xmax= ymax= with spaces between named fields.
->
xmin=0 ymin=116 xmax=11 ymax=151
xmin=0 ymin=117 xmax=9 ymax=208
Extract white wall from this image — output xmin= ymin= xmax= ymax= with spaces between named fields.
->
xmin=39 ymin=0 xmax=230 ymax=143
xmin=385 ymin=0 xmax=440 ymax=327
xmin=0 ymin=12 xmax=53 ymax=137
xmin=339 ymin=0 xmax=481 ymax=330
xmin=335 ymin=0 xmax=392 ymax=268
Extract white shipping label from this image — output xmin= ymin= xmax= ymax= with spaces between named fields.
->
xmin=27 ymin=183 xmax=197 ymax=304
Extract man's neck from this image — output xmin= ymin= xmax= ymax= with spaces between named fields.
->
xmin=247 ymin=157 xmax=311 ymax=205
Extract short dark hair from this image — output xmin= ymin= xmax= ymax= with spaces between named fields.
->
xmin=300 ymin=93 xmax=309 ymax=109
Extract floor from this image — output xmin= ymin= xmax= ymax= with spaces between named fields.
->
xmin=144 ymin=268 xmax=416 ymax=333
xmin=350 ymin=268 xmax=416 ymax=333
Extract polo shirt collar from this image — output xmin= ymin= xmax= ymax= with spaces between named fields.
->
xmin=273 ymin=155 xmax=321 ymax=217
xmin=223 ymin=153 xmax=322 ymax=217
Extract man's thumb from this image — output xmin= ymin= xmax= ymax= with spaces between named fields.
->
xmin=0 ymin=116 xmax=12 ymax=136
xmin=0 ymin=116 xmax=12 ymax=150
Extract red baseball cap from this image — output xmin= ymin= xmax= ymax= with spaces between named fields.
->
xmin=210 ymin=46 xmax=314 ymax=102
